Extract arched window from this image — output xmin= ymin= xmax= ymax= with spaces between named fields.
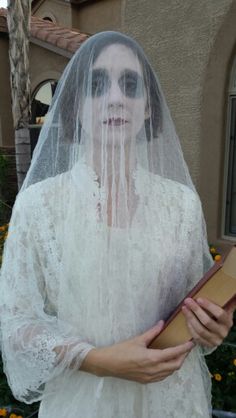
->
xmin=43 ymin=17 xmax=53 ymax=22
xmin=42 ymin=12 xmax=57 ymax=23
xmin=30 ymin=80 xmax=57 ymax=155
xmin=223 ymin=56 xmax=236 ymax=239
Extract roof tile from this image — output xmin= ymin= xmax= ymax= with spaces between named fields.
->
xmin=0 ymin=8 xmax=90 ymax=54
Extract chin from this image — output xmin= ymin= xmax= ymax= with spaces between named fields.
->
xmin=93 ymin=128 xmax=135 ymax=146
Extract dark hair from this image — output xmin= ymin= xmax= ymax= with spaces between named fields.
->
xmin=55 ymin=31 xmax=162 ymax=141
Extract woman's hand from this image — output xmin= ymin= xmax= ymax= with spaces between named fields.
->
xmin=80 ymin=320 xmax=194 ymax=384
xmin=182 ymin=296 xmax=236 ymax=348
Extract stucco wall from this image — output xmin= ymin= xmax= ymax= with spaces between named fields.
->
xmin=72 ymin=0 xmax=122 ymax=34
xmin=121 ymin=0 xmax=236 ymax=242
xmin=0 ymin=36 xmax=14 ymax=147
xmin=33 ymin=0 xmax=122 ymax=34
xmin=33 ymin=0 xmax=72 ymax=27
xmin=30 ymin=43 xmax=68 ymax=93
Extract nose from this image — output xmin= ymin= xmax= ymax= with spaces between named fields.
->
xmin=107 ymin=79 xmax=123 ymax=107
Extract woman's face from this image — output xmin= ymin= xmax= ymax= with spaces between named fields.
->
xmin=80 ymin=43 xmax=148 ymax=146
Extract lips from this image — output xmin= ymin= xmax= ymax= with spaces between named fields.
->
xmin=103 ymin=117 xmax=128 ymax=126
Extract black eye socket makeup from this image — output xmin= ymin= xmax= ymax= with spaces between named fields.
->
xmin=119 ymin=70 xmax=144 ymax=99
xmin=91 ymin=69 xmax=110 ymax=97
xmin=89 ymin=69 xmax=144 ymax=98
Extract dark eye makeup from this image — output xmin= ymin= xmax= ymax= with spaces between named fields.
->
xmin=89 ymin=69 xmax=144 ymax=98
xmin=119 ymin=70 xmax=144 ymax=98
xmin=91 ymin=69 xmax=110 ymax=97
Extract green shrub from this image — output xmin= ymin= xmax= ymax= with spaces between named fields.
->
xmin=206 ymin=245 xmax=236 ymax=412
xmin=206 ymin=319 xmax=236 ymax=412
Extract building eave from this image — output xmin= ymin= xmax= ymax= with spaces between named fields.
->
xmin=0 ymin=8 xmax=90 ymax=56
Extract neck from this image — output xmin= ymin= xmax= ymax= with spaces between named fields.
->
xmin=86 ymin=142 xmax=136 ymax=186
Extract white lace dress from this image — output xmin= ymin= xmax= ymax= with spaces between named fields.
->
xmin=0 ymin=162 xmax=213 ymax=418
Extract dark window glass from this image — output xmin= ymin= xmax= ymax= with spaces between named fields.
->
xmin=225 ymin=96 xmax=236 ymax=236
xmin=43 ymin=17 xmax=53 ymax=22
xmin=30 ymin=80 xmax=57 ymax=156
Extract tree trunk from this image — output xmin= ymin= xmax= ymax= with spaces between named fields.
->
xmin=7 ymin=0 xmax=31 ymax=190
xmin=15 ymin=128 xmax=31 ymax=190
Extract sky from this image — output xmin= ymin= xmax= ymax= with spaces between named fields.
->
xmin=0 ymin=0 xmax=7 ymax=7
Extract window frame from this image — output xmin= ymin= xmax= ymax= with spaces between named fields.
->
xmin=222 ymin=56 xmax=236 ymax=240
xmin=29 ymin=79 xmax=58 ymax=156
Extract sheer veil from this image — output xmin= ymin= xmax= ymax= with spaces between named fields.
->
xmin=0 ymin=31 xmax=213 ymax=409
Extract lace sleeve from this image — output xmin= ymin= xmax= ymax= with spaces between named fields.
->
xmin=0 ymin=190 xmax=94 ymax=404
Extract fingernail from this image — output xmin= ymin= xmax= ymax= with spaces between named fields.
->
xmin=184 ymin=298 xmax=193 ymax=304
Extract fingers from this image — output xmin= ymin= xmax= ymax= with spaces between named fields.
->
xmin=194 ymin=298 xmax=232 ymax=328
xmin=133 ymin=335 xmax=194 ymax=384
xmin=155 ymin=340 xmax=194 ymax=363
xmin=139 ymin=320 xmax=165 ymax=346
xmin=183 ymin=307 xmax=216 ymax=347
xmin=140 ymin=352 xmax=190 ymax=384
xmin=160 ymin=352 xmax=188 ymax=373
xmin=182 ymin=297 xmax=234 ymax=347
xmin=142 ymin=341 xmax=194 ymax=382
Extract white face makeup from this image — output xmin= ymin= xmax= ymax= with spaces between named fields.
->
xmin=81 ymin=44 xmax=148 ymax=146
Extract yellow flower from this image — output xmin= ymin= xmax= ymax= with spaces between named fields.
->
xmin=9 ymin=414 xmax=17 ymax=418
xmin=210 ymin=247 xmax=216 ymax=254
xmin=233 ymin=358 xmax=236 ymax=367
xmin=214 ymin=254 xmax=221 ymax=262
xmin=214 ymin=373 xmax=222 ymax=381
xmin=17 ymin=416 xmax=23 ymax=418
xmin=0 ymin=409 xmax=7 ymax=417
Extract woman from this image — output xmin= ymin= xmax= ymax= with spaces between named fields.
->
xmin=0 ymin=31 xmax=235 ymax=418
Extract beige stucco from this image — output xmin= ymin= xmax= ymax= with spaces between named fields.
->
xmin=121 ymin=0 xmax=236 ymax=243
xmin=71 ymin=0 xmax=122 ymax=34
xmin=30 ymin=42 xmax=68 ymax=94
xmin=33 ymin=0 xmax=72 ymax=27
xmin=0 ymin=36 xmax=14 ymax=148
xmin=33 ymin=0 xmax=122 ymax=34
